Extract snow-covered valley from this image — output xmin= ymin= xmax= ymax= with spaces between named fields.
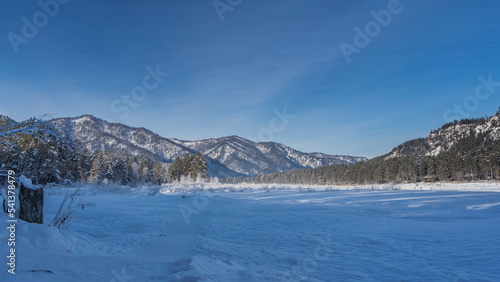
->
xmin=2 ymin=183 xmax=500 ymax=281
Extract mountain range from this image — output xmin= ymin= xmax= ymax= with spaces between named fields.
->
xmin=50 ymin=115 xmax=367 ymax=178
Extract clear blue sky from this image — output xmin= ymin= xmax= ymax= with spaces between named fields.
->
xmin=1 ymin=0 xmax=500 ymax=158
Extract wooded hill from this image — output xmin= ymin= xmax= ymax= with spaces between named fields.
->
xmin=0 ymin=116 xmax=207 ymax=185
xmin=225 ymin=110 xmax=500 ymax=185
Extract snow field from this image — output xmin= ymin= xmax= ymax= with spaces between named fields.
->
xmin=0 ymin=183 xmax=499 ymax=281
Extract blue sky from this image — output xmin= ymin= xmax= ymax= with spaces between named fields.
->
xmin=1 ymin=0 xmax=500 ymax=158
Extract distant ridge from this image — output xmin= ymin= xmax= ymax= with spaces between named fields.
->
xmin=385 ymin=113 xmax=500 ymax=159
xmin=50 ymin=115 xmax=367 ymax=178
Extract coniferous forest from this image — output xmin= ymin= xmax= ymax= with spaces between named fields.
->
xmin=225 ymin=112 xmax=500 ymax=185
xmin=2 ymin=111 xmax=500 ymax=186
xmin=0 ymin=116 xmax=207 ymax=185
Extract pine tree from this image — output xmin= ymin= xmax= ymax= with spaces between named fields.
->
xmin=138 ymin=158 xmax=155 ymax=183
xmin=191 ymin=152 xmax=208 ymax=180
xmin=89 ymin=151 xmax=105 ymax=184
xmin=127 ymin=156 xmax=139 ymax=185
xmin=112 ymin=159 xmax=128 ymax=185
xmin=168 ymin=156 xmax=183 ymax=182
xmin=182 ymin=154 xmax=192 ymax=178
xmin=153 ymin=162 xmax=166 ymax=185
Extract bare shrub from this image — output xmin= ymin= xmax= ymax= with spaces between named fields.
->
xmin=49 ymin=188 xmax=83 ymax=232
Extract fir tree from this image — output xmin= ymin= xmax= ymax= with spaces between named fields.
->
xmin=153 ymin=162 xmax=166 ymax=185
xmin=168 ymin=156 xmax=183 ymax=182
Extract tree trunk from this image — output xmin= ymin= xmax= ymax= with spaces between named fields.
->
xmin=19 ymin=183 xmax=43 ymax=224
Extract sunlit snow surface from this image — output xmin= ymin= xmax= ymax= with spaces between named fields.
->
xmin=1 ymin=183 xmax=500 ymax=281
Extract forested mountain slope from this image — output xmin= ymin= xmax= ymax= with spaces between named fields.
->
xmin=229 ymin=110 xmax=500 ymax=185
xmin=51 ymin=115 xmax=365 ymax=177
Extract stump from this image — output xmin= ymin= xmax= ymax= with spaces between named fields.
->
xmin=19 ymin=182 xmax=43 ymax=224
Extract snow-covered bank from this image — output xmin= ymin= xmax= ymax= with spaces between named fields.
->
xmin=399 ymin=182 xmax=500 ymax=192
xmin=1 ymin=184 xmax=499 ymax=281
xmin=161 ymin=181 xmax=500 ymax=193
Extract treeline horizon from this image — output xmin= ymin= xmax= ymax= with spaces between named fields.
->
xmin=2 ymin=110 xmax=500 ymax=187
xmin=224 ymin=125 xmax=500 ymax=185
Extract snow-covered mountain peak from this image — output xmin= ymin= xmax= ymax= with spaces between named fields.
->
xmin=50 ymin=115 xmax=367 ymax=178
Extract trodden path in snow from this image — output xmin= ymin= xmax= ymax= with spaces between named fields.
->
xmin=1 ymin=187 xmax=500 ymax=281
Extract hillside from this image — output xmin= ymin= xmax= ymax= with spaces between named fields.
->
xmin=234 ymin=110 xmax=500 ymax=185
xmin=50 ymin=115 xmax=366 ymax=178
xmin=386 ymin=114 xmax=500 ymax=159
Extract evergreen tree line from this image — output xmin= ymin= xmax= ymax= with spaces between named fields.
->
xmin=225 ymin=130 xmax=500 ymax=185
xmin=436 ymin=108 xmax=500 ymax=133
xmin=435 ymin=116 xmax=491 ymax=133
xmin=167 ymin=153 xmax=208 ymax=181
xmin=0 ymin=116 xmax=84 ymax=184
xmin=85 ymin=150 xmax=169 ymax=186
xmin=0 ymin=116 xmax=208 ymax=186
